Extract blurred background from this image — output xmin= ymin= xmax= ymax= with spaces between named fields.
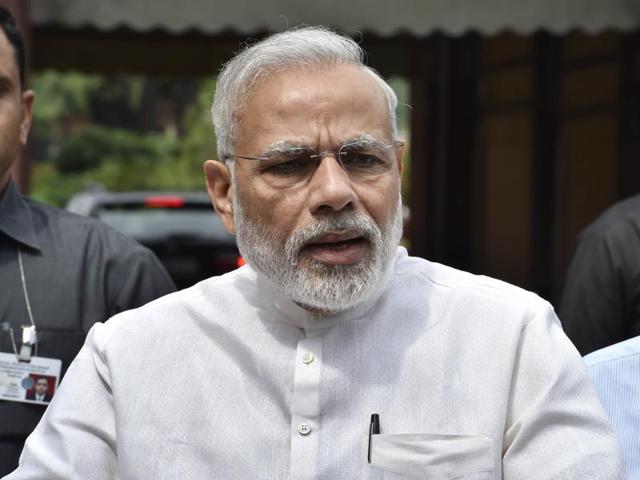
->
xmin=2 ymin=0 xmax=640 ymax=302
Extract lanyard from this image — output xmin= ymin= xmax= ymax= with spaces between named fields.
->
xmin=1 ymin=246 xmax=38 ymax=361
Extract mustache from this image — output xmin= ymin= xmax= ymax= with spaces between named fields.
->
xmin=285 ymin=213 xmax=378 ymax=257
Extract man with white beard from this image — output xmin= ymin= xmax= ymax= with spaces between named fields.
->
xmin=6 ymin=27 xmax=625 ymax=479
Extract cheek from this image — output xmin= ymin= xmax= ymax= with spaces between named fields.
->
xmin=0 ymin=113 xmax=21 ymax=146
xmin=237 ymin=183 xmax=304 ymax=236
xmin=357 ymin=181 xmax=401 ymax=227
xmin=0 ymin=121 xmax=18 ymax=156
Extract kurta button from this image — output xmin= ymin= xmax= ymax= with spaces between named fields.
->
xmin=297 ymin=422 xmax=312 ymax=435
xmin=302 ymin=352 xmax=314 ymax=364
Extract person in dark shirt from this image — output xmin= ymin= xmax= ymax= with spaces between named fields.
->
xmin=0 ymin=7 xmax=176 ymax=474
xmin=560 ymin=193 xmax=640 ymax=355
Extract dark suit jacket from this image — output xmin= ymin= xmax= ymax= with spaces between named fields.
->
xmin=25 ymin=392 xmax=52 ymax=402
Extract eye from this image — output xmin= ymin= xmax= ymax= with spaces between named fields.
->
xmin=339 ymin=150 xmax=388 ymax=171
xmin=338 ymin=145 xmax=393 ymax=177
xmin=262 ymin=150 xmax=315 ymax=176
xmin=0 ymin=78 xmax=12 ymax=96
xmin=341 ymin=151 xmax=379 ymax=166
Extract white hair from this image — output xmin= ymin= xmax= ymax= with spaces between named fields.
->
xmin=211 ymin=26 xmax=399 ymax=163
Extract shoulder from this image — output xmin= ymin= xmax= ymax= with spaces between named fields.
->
xmin=394 ymin=249 xmax=547 ymax=315
xmin=579 ymin=194 xmax=640 ymax=242
xmin=27 ymin=197 xmax=128 ymax=240
xmin=386 ymin=249 xmax=555 ymax=341
xmin=26 ymin=197 xmax=152 ymax=255
xmin=90 ymin=266 xmax=252 ymax=348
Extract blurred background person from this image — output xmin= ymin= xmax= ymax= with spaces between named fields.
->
xmin=560 ymin=194 xmax=640 ymax=355
xmin=0 ymin=7 xmax=175 ymax=475
xmin=560 ymin=193 xmax=640 ymax=477
xmin=584 ymin=334 xmax=640 ymax=479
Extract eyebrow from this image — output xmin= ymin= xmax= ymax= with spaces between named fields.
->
xmin=260 ymin=134 xmax=385 ymax=157
xmin=261 ymin=141 xmax=313 ymax=157
xmin=339 ymin=134 xmax=382 ymax=149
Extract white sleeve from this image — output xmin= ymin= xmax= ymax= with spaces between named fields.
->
xmin=502 ymin=302 xmax=626 ymax=479
xmin=5 ymin=323 xmax=118 ymax=480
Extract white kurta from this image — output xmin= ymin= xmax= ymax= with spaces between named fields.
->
xmin=7 ymin=248 xmax=625 ymax=479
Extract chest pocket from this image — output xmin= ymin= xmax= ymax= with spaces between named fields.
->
xmin=367 ymin=433 xmax=496 ymax=480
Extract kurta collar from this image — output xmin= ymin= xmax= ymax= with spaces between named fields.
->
xmin=0 ymin=180 xmax=41 ymax=250
xmin=253 ymin=247 xmax=405 ymax=335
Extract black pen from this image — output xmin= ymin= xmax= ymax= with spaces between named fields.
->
xmin=368 ymin=413 xmax=380 ymax=464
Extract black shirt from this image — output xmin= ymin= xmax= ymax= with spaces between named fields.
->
xmin=0 ymin=180 xmax=176 ymax=474
xmin=560 ymin=193 xmax=640 ymax=355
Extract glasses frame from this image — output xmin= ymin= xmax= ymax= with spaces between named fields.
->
xmin=229 ymin=140 xmax=404 ymax=163
xmin=225 ymin=139 xmax=404 ymax=187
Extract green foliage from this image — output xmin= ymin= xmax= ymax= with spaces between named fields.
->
xmin=30 ymin=127 xmax=181 ymax=207
xmin=172 ymin=77 xmax=218 ymax=190
xmin=31 ymin=71 xmax=102 ymax=121
xmin=30 ymin=71 xmax=102 ymax=141
xmin=54 ymin=125 xmax=176 ymax=173
xmin=29 ymin=73 xmax=220 ymax=206
xmin=29 ymin=163 xmax=89 ymax=207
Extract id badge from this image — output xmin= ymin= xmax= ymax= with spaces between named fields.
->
xmin=0 ymin=352 xmax=61 ymax=405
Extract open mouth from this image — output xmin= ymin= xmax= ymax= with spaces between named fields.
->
xmin=301 ymin=231 xmax=368 ymax=265
xmin=317 ymin=237 xmax=364 ymax=249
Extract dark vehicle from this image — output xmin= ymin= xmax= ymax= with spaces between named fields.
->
xmin=67 ymin=190 xmax=241 ymax=289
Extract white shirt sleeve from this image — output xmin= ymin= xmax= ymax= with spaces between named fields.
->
xmin=7 ymin=323 xmax=118 ymax=480
xmin=502 ymin=303 xmax=626 ymax=478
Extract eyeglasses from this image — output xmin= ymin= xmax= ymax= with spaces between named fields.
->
xmin=227 ymin=139 xmax=403 ymax=189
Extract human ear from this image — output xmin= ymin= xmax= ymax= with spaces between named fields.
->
xmin=20 ymin=90 xmax=35 ymax=145
xmin=204 ymin=159 xmax=235 ymax=234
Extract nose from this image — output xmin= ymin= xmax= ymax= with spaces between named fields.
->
xmin=307 ymin=155 xmax=357 ymax=213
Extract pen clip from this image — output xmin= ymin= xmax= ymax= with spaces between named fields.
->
xmin=368 ymin=413 xmax=380 ymax=464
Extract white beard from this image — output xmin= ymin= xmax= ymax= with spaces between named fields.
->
xmin=232 ymin=190 xmax=403 ymax=314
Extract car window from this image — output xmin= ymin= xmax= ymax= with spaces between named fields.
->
xmin=97 ymin=207 xmax=234 ymax=242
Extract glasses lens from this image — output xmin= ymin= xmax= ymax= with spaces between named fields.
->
xmin=260 ymin=148 xmax=317 ymax=188
xmin=246 ymin=142 xmax=396 ymax=188
xmin=338 ymin=145 xmax=393 ymax=179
